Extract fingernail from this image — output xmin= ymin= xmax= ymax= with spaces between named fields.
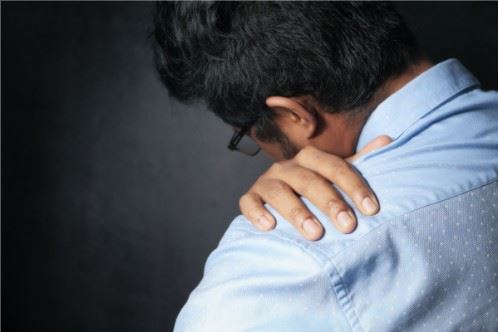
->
xmin=302 ymin=218 xmax=321 ymax=237
xmin=258 ymin=216 xmax=273 ymax=229
xmin=362 ymin=196 xmax=378 ymax=215
xmin=337 ymin=210 xmax=354 ymax=229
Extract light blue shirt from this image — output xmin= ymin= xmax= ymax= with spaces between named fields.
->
xmin=174 ymin=59 xmax=498 ymax=331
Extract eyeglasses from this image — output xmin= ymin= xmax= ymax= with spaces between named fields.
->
xmin=227 ymin=125 xmax=261 ymax=156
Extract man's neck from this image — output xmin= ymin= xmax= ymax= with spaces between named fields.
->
xmin=311 ymin=58 xmax=433 ymax=158
xmin=380 ymin=58 xmax=434 ymax=104
xmin=349 ymin=58 xmax=434 ymax=152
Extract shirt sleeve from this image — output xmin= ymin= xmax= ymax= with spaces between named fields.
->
xmin=173 ymin=218 xmax=352 ymax=332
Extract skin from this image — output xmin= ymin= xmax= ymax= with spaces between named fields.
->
xmin=239 ymin=59 xmax=433 ymax=240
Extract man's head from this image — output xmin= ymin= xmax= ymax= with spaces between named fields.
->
xmin=153 ymin=2 xmax=421 ymax=160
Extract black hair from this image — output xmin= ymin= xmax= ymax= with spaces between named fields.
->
xmin=153 ymin=1 xmax=420 ymax=142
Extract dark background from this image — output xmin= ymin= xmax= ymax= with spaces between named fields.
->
xmin=2 ymin=2 xmax=497 ymax=331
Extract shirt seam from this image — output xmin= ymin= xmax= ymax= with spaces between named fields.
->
xmin=323 ymin=179 xmax=498 ymax=330
xmin=234 ymin=223 xmax=365 ymax=332
xmin=329 ymin=176 xmax=498 ymax=260
xmin=230 ymin=178 xmax=497 ymax=332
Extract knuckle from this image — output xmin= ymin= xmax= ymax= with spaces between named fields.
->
xmin=253 ymin=174 xmax=267 ymax=187
xmin=255 ymin=173 xmax=269 ymax=183
xmin=268 ymin=161 xmax=286 ymax=175
xmin=239 ymin=193 xmax=251 ymax=208
xmin=265 ymin=179 xmax=288 ymax=200
xmin=288 ymin=206 xmax=306 ymax=222
xmin=239 ymin=193 xmax=256 ymax=214
xmin=239 ymin=194 xmax=262 ymax=221
xmin=325 ymin=158 xmax=352 ymax=179
xmin=294 ymin=170 xmax=320 ymax=195
xmin=295 ymin=145 xmax=316 ymax=163
xmin=295 ymin=168 xmax=315 ymax=183
xmin=326 ymin=198 xmax=349 ymax=213
xmin=353 ymin=182 xmax=370 ymax=196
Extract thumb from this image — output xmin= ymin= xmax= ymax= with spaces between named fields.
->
xmin=346 ymin=135 xmax=392 ymax=163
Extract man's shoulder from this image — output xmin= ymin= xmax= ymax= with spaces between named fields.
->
xmin=215 ymin=214 xmax=331 ymax=267
xmin=354 ymin=86 xmax=498 ymax=224
xmin=326 ymin=180 xmax=498 ymax=330
xmin=174 ymin=215 xmax=347 ymax=331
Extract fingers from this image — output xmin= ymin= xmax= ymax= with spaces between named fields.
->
xmin=347 ymin=135 xmax=392 ymax=163
xmin=243 ymin=179 xmax=324 ymax=240
xmin=239 ymin=192 xmax=276 ymax=231
xmin=295 ymin=146 xmax=379 ymax=216
xmin=269 ymin=166 xmax=358 ymax=233
xmin=239 ymin=135 xmax=392 ymax=240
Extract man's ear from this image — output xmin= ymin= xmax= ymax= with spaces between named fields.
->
xmin=265 ymin=96 xmax=318 ymax=142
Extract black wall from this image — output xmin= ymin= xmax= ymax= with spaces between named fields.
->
xmin=2 ymin=2 xmax=497 ymax=331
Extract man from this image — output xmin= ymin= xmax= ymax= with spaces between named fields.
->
xmin=154 ymin=2 xmax=498 ymax=331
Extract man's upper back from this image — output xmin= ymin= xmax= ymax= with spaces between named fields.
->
xmin=175 ymin=59 xmax=498 ymax=331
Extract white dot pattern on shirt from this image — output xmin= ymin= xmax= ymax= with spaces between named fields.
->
xmin=333 ymin=181 xmax=498 ymax=331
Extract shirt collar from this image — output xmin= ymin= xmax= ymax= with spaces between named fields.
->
xmin=356 ymin=58 xmax=480 ymax=151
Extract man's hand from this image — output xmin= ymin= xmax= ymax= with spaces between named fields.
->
xmin=239 ymin=135 xmax=392 ymax=240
